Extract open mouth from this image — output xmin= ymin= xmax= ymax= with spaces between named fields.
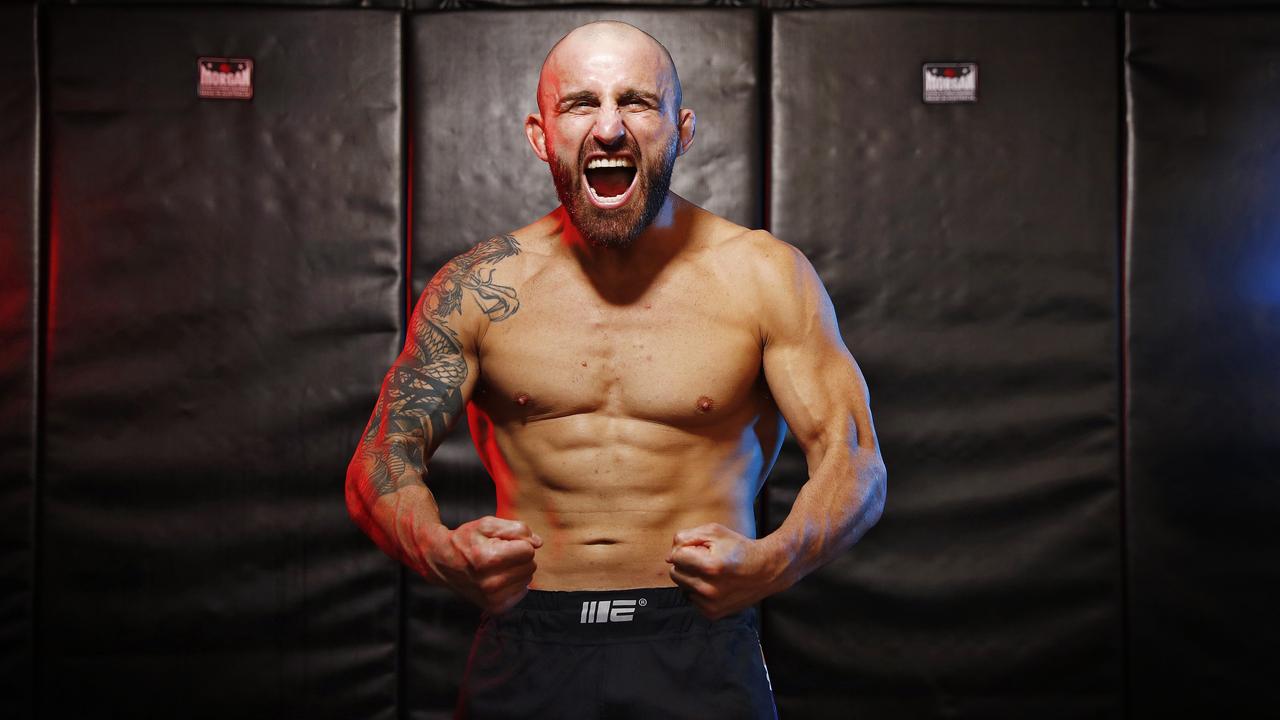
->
xmin=583 ymin=156 xmax=638 ymax=208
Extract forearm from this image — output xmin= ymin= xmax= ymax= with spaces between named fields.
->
xmin=346 ymin=447 xmax=541 ymax=615
xmin=762 ymin=442 xmax=886 ymax=589
xmin=346 ymin=447 xmax=450 ymax=578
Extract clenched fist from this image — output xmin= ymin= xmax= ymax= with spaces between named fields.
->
xmin=422 ymin=516 xmax=542 ymax=614
xmin=666 ymin=523 xmax=789 ymax=620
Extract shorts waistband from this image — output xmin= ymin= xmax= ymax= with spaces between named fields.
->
xmin=482 ymin=587 xmax=757 ymax=643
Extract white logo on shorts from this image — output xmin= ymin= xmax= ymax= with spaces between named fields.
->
xmin=579 ymin=598 xmax=646 ymax=624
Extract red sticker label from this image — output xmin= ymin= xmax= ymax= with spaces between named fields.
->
xmin=923 ymin=62 xmax=978 ymax=104
xmin=198 ymin=57 xmax=253 ymax=101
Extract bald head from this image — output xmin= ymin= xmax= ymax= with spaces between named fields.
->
xmin=537 ymin=21 xmax=683 ymax=116
xmin=525 ymin=20 xmax=696 ymax=248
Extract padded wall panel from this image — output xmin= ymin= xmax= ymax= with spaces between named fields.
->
xmin=1119 ymin=1 xmax=1280 ymax=8
xmin=1126 ymin=14 xmax=1280 ymax=717
xmin=0 ymin=5 xmax=37 ymax=720
xmin=62 ymin=0 xmax=407 ymax=8
xmin=406 ymin=10 xmax=760 ymax=716
xmin=411 ymin=0 xmax=760 ymax=9
xmin=764 ymin=0 xmax=1110 ymax=6
xmin=767 ymin=10 xmax=1121 ymax=719
xmin=43 ymin=8 xmax=402 ymax=717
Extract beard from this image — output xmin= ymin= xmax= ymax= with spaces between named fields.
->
xmin=549 ymin=130 xmax=679 ymax=249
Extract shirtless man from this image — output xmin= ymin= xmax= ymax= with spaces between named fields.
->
xmin=346 ymin=20 xmax=886 ymax=719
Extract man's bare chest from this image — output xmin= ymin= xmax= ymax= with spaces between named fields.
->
xmin=474 ymin=269 xmax=763 ymax=427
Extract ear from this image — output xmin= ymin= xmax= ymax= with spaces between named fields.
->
xmin=525 ymin=112 xmax=549 ymax=163
xmin=676 ymin=108 xmax=696 ymax=157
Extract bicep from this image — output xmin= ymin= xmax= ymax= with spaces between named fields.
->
xmin=760 ymin=251 xmax=878 ymax=463
xmin=359 ymin=234 xmax=524 ymax=458
xmin=355 ymin=275 xmax=482 ymax=497
xmin=363 ymin=289 xmax=480 ymax=453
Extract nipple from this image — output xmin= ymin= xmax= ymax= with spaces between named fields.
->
xmin=515 ymin=392 xmax=530 ymax=406
xmin=696 ymin=395 xmax=714 ymax=413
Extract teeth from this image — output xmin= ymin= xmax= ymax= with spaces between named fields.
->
xmin=588 ymin=184 xmax=626 ymax=202
xmin=586 ymin=157 xmax=635 ymax=169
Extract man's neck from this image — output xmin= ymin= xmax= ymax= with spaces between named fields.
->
xmin=556 ymin=194 xmax=695 ymax=304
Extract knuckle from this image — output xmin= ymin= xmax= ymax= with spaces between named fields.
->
xmin=478 ymin=547 xmax=502 ymax=567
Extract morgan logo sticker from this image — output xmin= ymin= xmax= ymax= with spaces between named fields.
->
xmin=198 ymin=57 xmax=253 ymax=101
xmin=923 ymin=62 xmax=978 ymax=104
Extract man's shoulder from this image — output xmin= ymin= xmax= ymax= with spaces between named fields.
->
xmin=448 ymin=232 xmax=524 ymax=265
xmin=426 ymin=232 xmax=529 ymax=291
xmin=435 ymin=221 xmax=558 ymax=281
xmin=417 ymin=228 xmax=548 ymax=339
xmin=714 ymin=226 xmax=801 ymax=259
xmin=698 ymin=223 xmax=835 ymax=346
xmin=703 ymin=224 xmax=814 ymax=292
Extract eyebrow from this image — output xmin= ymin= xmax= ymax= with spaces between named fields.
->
xmin=556 ymin=90 xmax=597 ymax=110
xmin=619 ymin=89 xmax=662 ymax=106
xmin=556 ymin=88 xmax=663 ymax=111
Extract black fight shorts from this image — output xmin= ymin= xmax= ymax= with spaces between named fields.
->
xmin=455 ymin=587 xmax=778 ymax=719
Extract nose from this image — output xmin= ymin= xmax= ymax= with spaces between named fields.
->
xmin=591 ymin=105 xmax=626 ymax=148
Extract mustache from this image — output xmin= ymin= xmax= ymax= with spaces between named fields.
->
xmin=577 ymin=138 xmax=642 ymax=168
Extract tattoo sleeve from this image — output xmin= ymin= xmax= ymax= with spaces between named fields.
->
xmin=355 ymin=234 xmax=521 ymax=497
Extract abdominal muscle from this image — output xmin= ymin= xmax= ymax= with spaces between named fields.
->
xmin=468 ymin=409 xmax=767 ymax=591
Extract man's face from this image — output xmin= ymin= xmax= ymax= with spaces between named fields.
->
xmin=536 ymin=36 xmax=684 ymax=248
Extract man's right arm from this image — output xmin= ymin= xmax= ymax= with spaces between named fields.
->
xmin=345 ymin=235 xmax=541 ymax=613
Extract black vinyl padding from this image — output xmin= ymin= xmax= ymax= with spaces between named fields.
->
xmin=405 ymin=10 xmax=761 ymax=714
xmin=410 ymin=0 xmax=761 ymax=8
xmin=0 ymin=5 xmax=37 ymax=720
xmin=406 ymin=0 xmax=1112 ymax=8
xmin=40 ymin=7 xmax=403 ymax=717
xmin=1118 ymin=0 xmax=1280 ymax=9
xmin=1126 ymin=13 xmax=1280 ymax=717
xmin=51 ymin=0 xmax=408 ymax=8
xmin=763 ymin=0 xmax=1112 ymax=7
xmin=765 ymin=9 xmax=1122 ymax=718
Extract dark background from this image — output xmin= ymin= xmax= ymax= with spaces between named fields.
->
xmin=1 ymin=0 xmax=1277 ymax=718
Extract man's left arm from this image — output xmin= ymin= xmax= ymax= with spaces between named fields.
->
xmin=667 ymin=237 xmax=887 ymax=619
